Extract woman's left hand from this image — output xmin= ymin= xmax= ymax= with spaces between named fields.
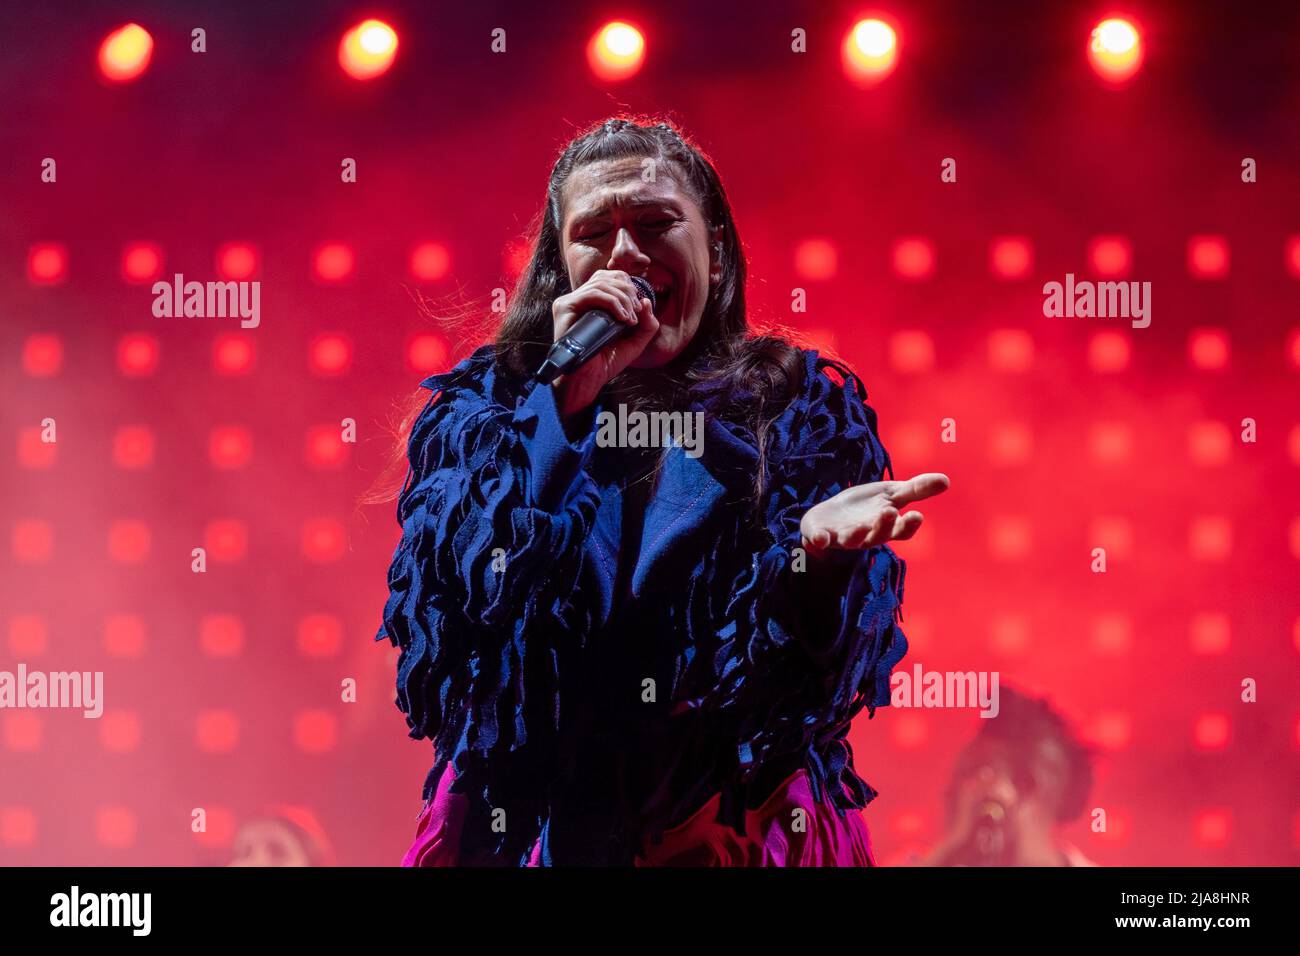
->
xmin=800 ymin=473 xmax=950 ymax=554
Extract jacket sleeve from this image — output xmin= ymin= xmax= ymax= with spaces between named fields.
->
xmin=677 ymin=354 xmax=909 ymax=817
xmin=375 ymin=352 xmax=605 ymax=801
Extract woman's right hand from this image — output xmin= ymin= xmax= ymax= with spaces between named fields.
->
xmin=550 ymin=269 xmax=659 ymax=417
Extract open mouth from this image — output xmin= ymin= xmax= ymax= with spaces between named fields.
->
xmin=650 ymin=285 xmax=672 ymax=318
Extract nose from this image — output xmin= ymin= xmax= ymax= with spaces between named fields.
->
xmin=607 ymin=226 xmax=651 ymax=274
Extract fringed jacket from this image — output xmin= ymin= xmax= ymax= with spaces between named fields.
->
xmin=376 ymin=343 xmax=909 ymax=865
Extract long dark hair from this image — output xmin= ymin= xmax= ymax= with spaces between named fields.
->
xmin=367 ymin=115 xmax=807 ymax=518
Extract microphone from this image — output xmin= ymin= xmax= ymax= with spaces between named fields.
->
xmin=533 ymin=275 xmax=655 ymax=385
xmin=970 ymin=800 xmax=1011 ymax=864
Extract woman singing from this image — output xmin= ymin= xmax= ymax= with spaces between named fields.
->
xmin=376 ymin=116 xmax=949 ymax=866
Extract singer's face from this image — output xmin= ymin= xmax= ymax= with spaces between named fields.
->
xmin=559 ymin=157 xmax=721 ymax=368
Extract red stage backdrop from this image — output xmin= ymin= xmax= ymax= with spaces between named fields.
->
xmin=2 ymin=0 xmax=1297 ymax=865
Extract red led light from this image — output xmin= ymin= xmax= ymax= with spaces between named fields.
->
xmin=313 ymin=243 xmax=355 ymax=282
xmin=196 ymin=712 xmax=240 ymax=753
xmin=204 ymin=519 xmax=249 ymax=562
xmin=892 ymin=238 xmax=935 ymax=279
xmin=794 ymin=239 xmax=838 ymax=280
xmin=293 ymin=710 xmax=338 ymax=753
xmin=28 ymin=244 xmax=68 ymax=285
xmin=1088 ymin=711 xmax=1132 ymax=750
xmin=95 ymin=808 xmax=137 ymax=848
xmin=117 ymin=333 xmax=160 ymax=377
xmin=100 ymin=712 xmax=142 ymax=753
xmin=1193 ymin=809 xmax=1231 ymax=848
xmin=1188 ymin=421 xmax=1231 ymax=466
xmin=988 ymin=517 xmax=1032 ymax=560
xmin=107 ymin=520 xmax=151 ymax=564
xmin=104 ymin=615 xmax=147 ymax=657
xmin=407 ymin=333 xmax=449 ymax=373
xmin=1188 ymin=328 xmax=1230 ymax=370
xmin=1089 ymin=423 xmax=1131 ymax=464
xmin=298 ymin=614 xmax=344 ymax=658
xmin=301 ymin=518 xmax=346 ymax=563
xmin=21 ymin=334 xmax=63 ymax=377
xmin=112 ymin=426 xmax=155 ymax=470
xmin=199 ymin=615 xmax=245 ymax=658
xmin=889 ymin=330 xmax=936 ymax=373
xmin=309 ymin=334 xmax=352 ymax=376
xmin=3 ymin=713 xmax=43 ymax=752
xmin=8 ymin=616 xmax=48 ymax=657
xmin=216 ymin=243 xmax=258 ymax=280
xmin=305 ymin=426 xmax=348 ymax=469
xmin=213 ymin=334 xmax=255 ymax=375
xmin=17 ymin=428 xmax=56 ymax=470
xmin=989 ymin=237 xmax=1033 ymax=279
xmin=1087 ymin=331 xmax=1130 ymax=373
xmin=1088 ymin=236 xmax=1131 ymax=276
xmin=1188 ymin=235 xmax=1229 ymax=279
xmin=0 ymin=808 xmax=37 ymax=847
xmin=1190 ymin=614 xmax=1231 ymax=655
xmin=12 ymin=520 xmax=54 ymax=564
xmin=209 ymin=425 xmax=253 ymax=470
xmin=122 ymin=242 xmax=163 ymax=283
xmin=1189 ymin=516 xmax=1232 ymax=561
xmin=890 ymin=714 xmax=929 ymax=749
xmin=410 ymin=242 xmax=451 ymax=280
xmin=987 ymin=329 xmax=1034 ymax=372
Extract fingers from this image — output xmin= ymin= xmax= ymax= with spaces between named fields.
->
xmin=591 ymin=270 xmax=644 ymax=323
xmin=892 ymin=511 xmax=924 ymax=540
xmin=887 ymin=472 xmax=951 ymax=506
xmin=554 ymin=271 xmax=645 ymax=336
xmin=802 ymin=507 xmax=925 ymax=552
xmin=816 ymin=505 xmax=900 ymax=551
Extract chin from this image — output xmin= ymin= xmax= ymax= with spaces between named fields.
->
xmin=629 ymin=332 xmax=681 ymax=369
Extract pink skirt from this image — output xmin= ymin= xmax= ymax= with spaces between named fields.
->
xmin=402 ymin=763 xmax=876 ymax=867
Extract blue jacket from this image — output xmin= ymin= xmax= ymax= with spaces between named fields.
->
xmin=376 ymin=343 xmax=909 ymax=865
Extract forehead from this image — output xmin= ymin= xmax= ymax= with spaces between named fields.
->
xmin=560 ymin=156 xmax=693 ymax=223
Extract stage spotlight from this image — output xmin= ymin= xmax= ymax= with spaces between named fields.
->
xmin=99 ymin=23 xmax=153 ymax=83
xmin=1088 ymin=17 xmax=1143 ymax=85
xmin=588 ymin=21 xmax=646 ymax=81
xmin=339 ymin=19 xmax=399 ymax=80
xmin=843 ymin=17 xmax=898 ymax=85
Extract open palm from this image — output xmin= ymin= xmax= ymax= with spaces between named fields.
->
xmin=800 ymin=473 xmax=951 ymax=553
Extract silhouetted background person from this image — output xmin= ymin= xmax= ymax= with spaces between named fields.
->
xmin=918 ymin=687 xmax=1097 ymax=867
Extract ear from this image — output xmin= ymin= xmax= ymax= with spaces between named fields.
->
xmin=708 ymin=225 xmax=724 ymax=285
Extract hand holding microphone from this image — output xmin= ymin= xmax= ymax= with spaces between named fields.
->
xmin=536 ymin=270 xmax=659 ymax=417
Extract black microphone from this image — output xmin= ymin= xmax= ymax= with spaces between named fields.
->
xmin=533 ymin=275 xmax=655 ymax=385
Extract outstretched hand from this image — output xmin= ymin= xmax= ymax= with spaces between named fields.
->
xmin=800 ymin=473 xmax=951 ymax=554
